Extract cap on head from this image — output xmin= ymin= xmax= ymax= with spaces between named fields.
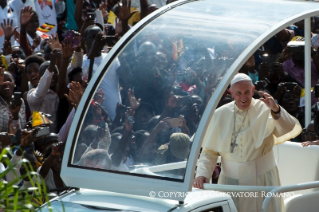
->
xmin=169 ymin=133 xmax=190 ymax=159
xmin=230 ymin=73 xmax=252 ymax=86
xmin=45 ymin=133 xmax=61 ymax=141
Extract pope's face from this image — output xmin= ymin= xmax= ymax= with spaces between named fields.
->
xmin=229 ymin=81 xmax=255 ymax=111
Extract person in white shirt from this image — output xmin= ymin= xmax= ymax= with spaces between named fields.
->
xmin=67 ymin=24 xmax=121 ymax=121
xmin=0 ymin=0 xmax=25 ymax=50
xmin=34 ymin=0 xmax=57 ymax=34
xmin=24 ymin=55 xmax=45 ymax=88
xmin=0 ymin=130 xmax=38 ymax=185
xmin=0 ymin=70 xmax=26 ymax=132
xmin=15 ymin=8 xmax=48 ymax=53
xmin=37 ymin=134 xmax=65 ymax=193
xmin=27 ymin=50 xmax=60 ymax=133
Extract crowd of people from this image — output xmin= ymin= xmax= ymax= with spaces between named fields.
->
xmin=0 ymin=0 xmax=319 ymax=202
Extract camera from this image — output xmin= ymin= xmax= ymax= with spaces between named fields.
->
xmin=172 ymin=86 xmax=182 ymax=95
xmin=254 ymin=78 xmax=270 ymax=91
xmin=285 ymin=82 xmax=297 ymax=91
xmin=118 ymin=106 xmax=131 ymax=114
xmin=101 ymin=36 xmax=116 ymax=46
xmin=87 ymin=12 xmax=96 ymax=20
xmin=176 ymin=95 xmax=192 ymax=106
xmin=35 ymin=126 xmax=50 ymax=137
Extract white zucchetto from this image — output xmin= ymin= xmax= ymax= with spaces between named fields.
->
xmin=230 ymin=73 xmax=252 ymax=86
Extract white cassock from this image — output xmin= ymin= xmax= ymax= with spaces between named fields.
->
xmin=196 ymin=98 xmax=302 ymax=212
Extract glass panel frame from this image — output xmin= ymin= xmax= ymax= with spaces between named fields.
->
xmin=61 ymin=0 xmax=319 ymax=201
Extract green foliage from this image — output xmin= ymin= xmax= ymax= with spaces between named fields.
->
xmin=0 ymin=147 xmax=50 ymax=211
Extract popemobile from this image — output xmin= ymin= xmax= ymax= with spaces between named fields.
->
xmin=38 ymin=0 xmax=319 ymax=211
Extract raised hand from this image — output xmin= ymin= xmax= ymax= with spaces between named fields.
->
xmin=179 ymin=115 xmax=191 ymax=135
xmin=48 ymin=49 xmax=62 ymax=72
xmin=99 ymin=1 xmax=109 ymax=19
xmin=64 ymin=82 xmax=83 ymax=109
xmin=128 ymin=88 xmax=140 ymax=111
xmin=115 ymin=102 xmax=126 ymax=116
xmin=277 ymin=82 xmax=287 ymax=94
xmin=302 ymin=141 xmax=319 ymax=147
xmin=51 ymin=141 xmax=63 ymax=157
xmin=1 ymin=19 xmax=18 ymax=40
xmin=20 ymin=6 xmax=34 ymax=28
xmin=13 ymin=29 xmax=20 ymax=44
xmin=125 ymin=109 xmax=135 ymax=132
xmin=2 ymin=39 xmax=12 ymax=55
xmin=118 ymin=0 xmax=137 ymax=21
xmin=32 ymin=36 xmax=41 ymax=50
xmin=94 ymin=88 xmax=105 ymax=105
xmin=115 ymin=19 xmax=122 ymax=35
xmin=167 ymin=92 xmax=177 ymax=108
xmin=61 ymin=36 xmax=75 ymax=59
xmin=279 ymin=46 xmax=293 ymax=63
xmin=20 ymin=130 xmax=35 ymax=149
xmin=292 ymin=84 xmax=302 ymax=97
xmin=47 ymin=33 xmax=62 ymax=51
xmin=9 ymin=96 xmax=22 ymax=120
xmin=8 ymin=116 xmax=19 ymax=135
xmin=259 ymin=91 xmax=280 ymax=112
xmin=0 ymin=132 xmax=12 ymax=150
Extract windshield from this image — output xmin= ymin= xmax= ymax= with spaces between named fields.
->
xmin=68 ymin=1 xmax=244 ymax=181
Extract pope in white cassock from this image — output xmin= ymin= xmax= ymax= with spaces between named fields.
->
xmin=193 ymin=73 xmax=302 ymax=212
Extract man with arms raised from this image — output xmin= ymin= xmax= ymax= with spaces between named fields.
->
xmin=193 ymin=73 xmax=302 ymax=212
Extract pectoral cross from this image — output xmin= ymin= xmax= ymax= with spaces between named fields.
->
xmin=231 ymin=139 xmax=238 ymax=153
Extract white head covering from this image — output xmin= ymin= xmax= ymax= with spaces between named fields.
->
xmin=230 ymin=73 xmax=252 ymax=86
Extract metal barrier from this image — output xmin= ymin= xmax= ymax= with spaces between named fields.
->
xmin=262 ymin=181 xmax=319 ymax=212
xmin=202 ymin=181 xmax=319 ymax=212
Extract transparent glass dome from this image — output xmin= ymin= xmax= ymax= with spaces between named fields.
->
xmin=61 ymin=0 xmax=319 ymax=201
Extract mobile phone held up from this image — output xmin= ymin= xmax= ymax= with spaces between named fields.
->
xmin=101 ymin=36 xmax=116 ymax=47
xmin=175 ymin=95 xmax=192 ymax=106
xmin=118 ymin=107 xmax=131 ymax=114
xmin=284 ymin=82 xmax=297 ymax=91
xmin=13 ymin=92 xmax=21 ymax=106
xmin=165 ymin=118 xmax=183 ymax=127
xmin=62 ymin=30 xmax=81 ymax=48
xmin=87 ymin=12 xmax=96 ymax=21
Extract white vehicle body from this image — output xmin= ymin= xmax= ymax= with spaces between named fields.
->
xmin=40 ymin=189 xmax=236 ymax=211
